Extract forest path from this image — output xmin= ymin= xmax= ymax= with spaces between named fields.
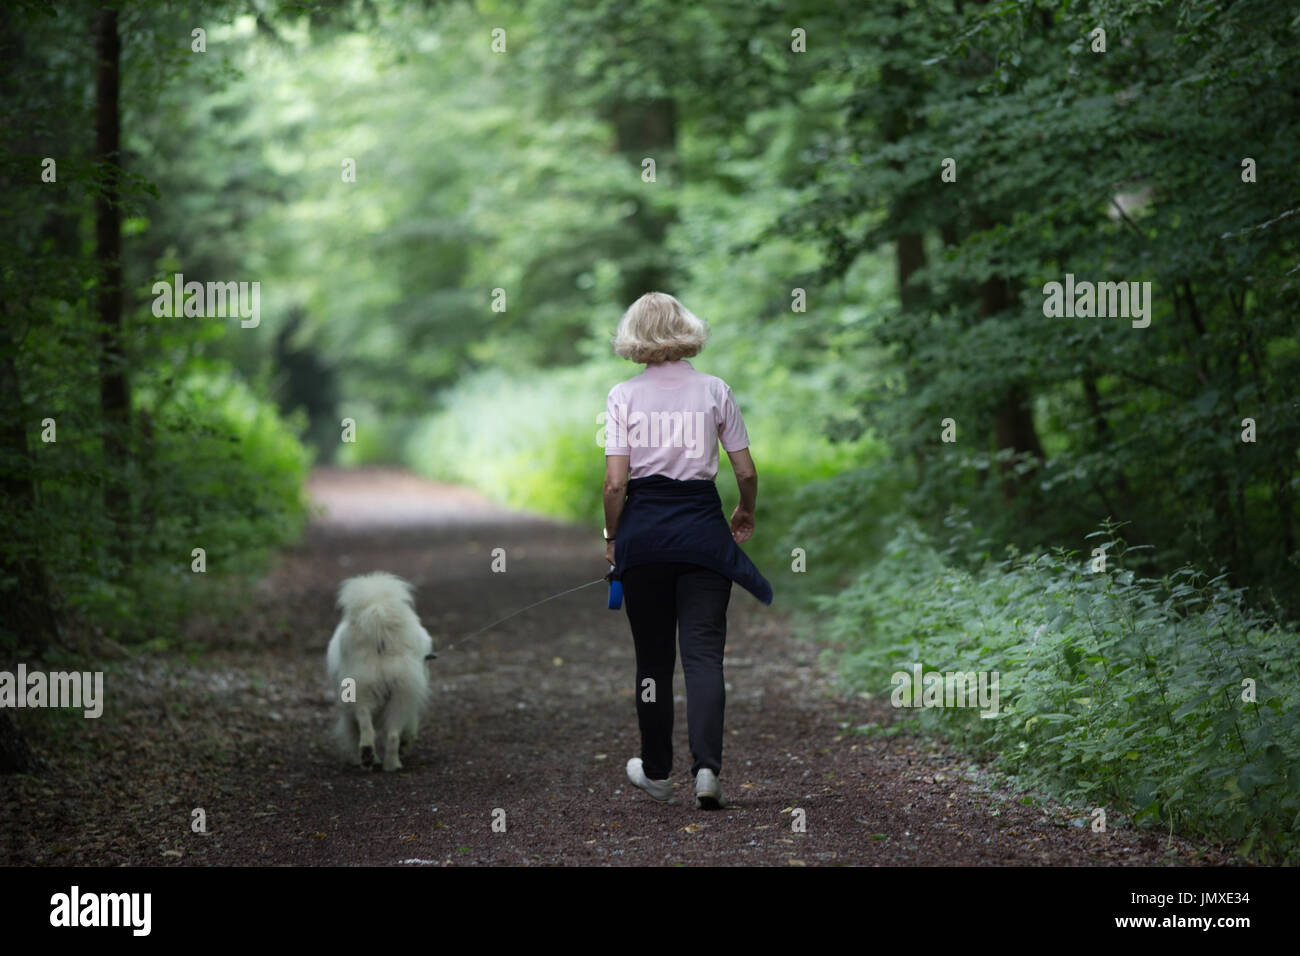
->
xmin=2 ymin=468 xmax=1232 ymax=866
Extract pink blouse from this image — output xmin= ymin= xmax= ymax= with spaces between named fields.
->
xmin=604 ymin=360 xmax=750 ymax=481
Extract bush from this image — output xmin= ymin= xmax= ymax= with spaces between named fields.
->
xmin=3 ymin=368 xmax=312 ymax=653
xmin=820 ymin=518 xmax=1300 ymax=863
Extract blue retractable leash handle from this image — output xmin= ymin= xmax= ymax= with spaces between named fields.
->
xmin=606 ymin=563 xmax=623 ymax=610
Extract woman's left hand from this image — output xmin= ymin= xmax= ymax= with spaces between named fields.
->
xmin=605 ymin=540 xmax=615 ymax=566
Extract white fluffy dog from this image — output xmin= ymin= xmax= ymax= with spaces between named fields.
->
xmin=326 ymin=572 xmax=435 ymax=771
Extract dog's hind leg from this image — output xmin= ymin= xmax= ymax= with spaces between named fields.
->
xmin=337 ymin=713 xmax=361 ymax=765
xmin=382 ymin=715 xmax=403 ymax=772
xmin=399 ymin=712 xmax=419 ymax=758
xmin=356 ymin=707 xmax=377 ymax=769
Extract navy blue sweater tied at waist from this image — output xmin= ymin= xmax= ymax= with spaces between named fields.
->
xmin=614 ymin=474 xmax=773 ymax=606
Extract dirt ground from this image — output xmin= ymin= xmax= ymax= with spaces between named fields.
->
xmin=0 ymin=468 xmax=1237 ymax=866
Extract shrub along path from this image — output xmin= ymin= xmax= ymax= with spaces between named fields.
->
xmin=0 ymin=468 xmax=1235 ymax=866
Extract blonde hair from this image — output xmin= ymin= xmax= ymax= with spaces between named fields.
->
xmin=611 ymin=292 xmax=709 ymax=364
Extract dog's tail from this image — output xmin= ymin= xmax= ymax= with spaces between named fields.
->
xmin=339 ymin=572 xmax=415 ymax=655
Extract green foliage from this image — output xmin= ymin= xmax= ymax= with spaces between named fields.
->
xmin=0 ymin=0 xmax=312 ymax=654
xmin=208 ymin=1 xmax=644 ymax=429
xmin=0 ymin=357 xmax=311 ymax=654
xmin=3 ymin=0 xmax=1296 ymax=865
xmin=404 ymin=364 xmax=616 ymax=523
xmin=771 ymin=0 xmax=1300 ymax=612
xmin=821 ymin=518 xmax=1300 ymax=863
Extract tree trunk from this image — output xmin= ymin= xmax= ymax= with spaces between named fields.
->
xmin=0 ymin=712 xmax=39 ymax=774
xmin=0 ymin=318 xmax=60 ymax=657
xmin=608 ymin=97 xmax=677 ymax=304
xmin=979 ymin=264 xmax=1044 ymax=500
xmin=96 ymin=7 xmax=131 ymax=568
xmin=1082 ymin=367 xmax=1134 ymax=504
xmin=880 ymin=26 xmax=934 ymax=478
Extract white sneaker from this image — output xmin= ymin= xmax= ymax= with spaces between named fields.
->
xmin=627 ymin=758 xmax=672 ymax=802
xmin=695 ymin=768 xmax=724 ymax=810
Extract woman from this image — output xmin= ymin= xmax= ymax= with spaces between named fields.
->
xmin=602 ymin=292 xmax=773 ymax=810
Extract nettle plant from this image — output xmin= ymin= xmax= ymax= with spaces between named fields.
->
xmin=823 ymin=519 xmax=1300 ymax=863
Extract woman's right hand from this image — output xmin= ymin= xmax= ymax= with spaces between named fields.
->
xmin=730 ymin=506 xmax=754 ymax=543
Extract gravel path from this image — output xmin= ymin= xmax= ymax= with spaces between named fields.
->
xmin=0 ymin=468 xmax=1235 ymax=866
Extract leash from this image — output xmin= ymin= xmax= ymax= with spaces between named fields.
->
xmin=436 ymin=567 xmax=616 ymax=655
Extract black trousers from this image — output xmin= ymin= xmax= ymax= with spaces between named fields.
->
xmin=620 ymin=561 xmax=733 ymax=780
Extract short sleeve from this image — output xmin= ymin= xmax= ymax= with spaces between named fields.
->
xmin=717 ymin=384 xmax=750 ymax=452
xmin=605 ymin=386 xmax=629 ymax=456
